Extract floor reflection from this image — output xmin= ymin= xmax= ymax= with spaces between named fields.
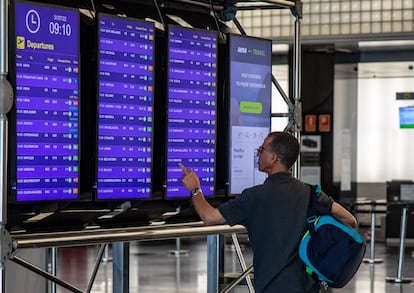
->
xmin=53 ymin=238 xmax=414 ymax=293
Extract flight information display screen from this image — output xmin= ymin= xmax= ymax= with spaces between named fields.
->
xmin=166 ymin=26 xmax=217 ymax=198
xmin=14 ymin=2 xmax=79 ymax=201
xmin=228 ymin=34 xmax=272 ymax=195
xmin=96 ymin=14 xmax=154 ymax=200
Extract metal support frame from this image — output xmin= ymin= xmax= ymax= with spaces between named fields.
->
xmin=220 ymin=265 xmax=253 ymax=293
xmin=208 ymin=232 xmax=255 ymax=293
xmin=86 ymin=244 xmax=107 ymax=293
xmin=229 ymin=233 xmax=254 ymax=292
xmin=234 ymin=2 xmax=303 ymax=177
xmin=1 ymin=0 xmax=15 ymax=292
xmin=9 ymin=224 xmax=245 ymax=293
xmin=10 ymin=243 xmax=108 ymax=293
xmin=0 ymin=1 xmax=301 ymax=292
xmin=10 ymin=255 xmax=84 ymax=293
xmin=291 ymin=5 xmax=302 ymax=179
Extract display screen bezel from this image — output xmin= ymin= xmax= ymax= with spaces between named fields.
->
xmin=165 ymin=25 xmax=218 ymax=199
xmin=227 ymin=33 xmax=272 ymax=196
xmin=95 ymin=13 xmax=155 ymax=201
xmin=11 ymin=0 xmax=81 ymax=203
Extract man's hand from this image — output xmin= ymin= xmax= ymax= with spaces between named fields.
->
xmin=179 ymin=163 xmax=200 ymax=191
xmin=178 ymin=163 xmax=226 ymax=225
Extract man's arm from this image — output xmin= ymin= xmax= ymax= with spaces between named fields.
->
xmin=315 ymin=187 xmax=357 ymax=228
xmin=191 ymin=191 xmax=226 ymax=225
xmin=179 ymin=163 xmax=226 ymax=225
xmin=331 ymin=202 xmax=357 ymax=228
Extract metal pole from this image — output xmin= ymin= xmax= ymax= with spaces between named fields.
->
xmin=230 ymin=234 xmax=254 ymax=292
xmin=168 ymin=238 xmax=189 ymax=256
xmin=386 ymin=207 xmax=413 ymax=283
xmin=292 ymin=11 xmax=302 ymax=179
xmin=51 ymin=248 xmax=57 ymax=293
xmin=113 ymin=242 xmax=130 ymax=293
xmin=13 ymin=224 xmax=246 ymax=249
xmin=103 ymin=244 xmax=109 ymax=263
xmin=0 ymin=116 xmax=8 ymax=293
xmin=207 ymin=235 xmax=219 ymax=293
xmin=86 ymin=243 xmax=107 ymax=293
xmin=363 ymin=201 xmax=383 ymax=264
xmin=0 ymin=0 xmax=8 ymax=74
xmin=0 ymin=0 xmax=13 ymax=291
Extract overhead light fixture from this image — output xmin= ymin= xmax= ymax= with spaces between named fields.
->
xmin=358 ymin=40 xmax=414 ymax=48
xmin=272 ymin=43 xmax=289 ymax=53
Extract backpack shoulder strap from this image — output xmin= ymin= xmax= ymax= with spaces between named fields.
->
xmin=306 ymin=183 xmax=318 ymax=224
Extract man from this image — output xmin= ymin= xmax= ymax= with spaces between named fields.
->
xmin=179 ymin=131 xmax=357 ymax=292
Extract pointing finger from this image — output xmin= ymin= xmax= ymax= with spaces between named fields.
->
xmin=178 ymin=163 xmax=189 ymax=174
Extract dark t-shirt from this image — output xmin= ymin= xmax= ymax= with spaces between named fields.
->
xmin=218 ymin=172 xmax=320 ymax=293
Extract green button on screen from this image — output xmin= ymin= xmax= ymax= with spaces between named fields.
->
xmin=240 ymin=101 xmax=263 ymax=114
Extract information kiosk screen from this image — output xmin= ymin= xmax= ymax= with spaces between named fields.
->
xmin=165 ymin=26 xmax=217 ymax=199
xmin=14 ymin=2 xmax=80 ymax=201
xmin=399 ymin=106 xmax=414 ymax=129
xmin=228 ymin=34 xmax=272 ymax=195
xmin=96 ymin=14 xmax=154 ymax=200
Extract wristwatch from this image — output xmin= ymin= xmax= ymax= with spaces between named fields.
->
xmin=190 ymin=187 xmax=202 ymax=197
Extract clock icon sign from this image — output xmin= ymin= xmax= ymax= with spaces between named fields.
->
xmin=25 ymin=9 xmax=40 ymax=34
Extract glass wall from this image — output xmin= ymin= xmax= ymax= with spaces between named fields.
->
xmin=234 ymin=0 xmax=414 ymax=40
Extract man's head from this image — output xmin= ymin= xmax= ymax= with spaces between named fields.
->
xmin=257 ymin=131 xmax=299 ymax=174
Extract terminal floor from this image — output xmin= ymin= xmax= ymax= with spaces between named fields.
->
xmin=53 ymin=237 xmax=414 ymax=293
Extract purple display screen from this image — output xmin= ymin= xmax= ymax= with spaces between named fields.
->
xmin=14 ymin=2 xmax=79 ymax=201
xmin=96 ymin=15 xmax=154 ymax=199
xmin=166 ymin=26 xmax=217 ymax=198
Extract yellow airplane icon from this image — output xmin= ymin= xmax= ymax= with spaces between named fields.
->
xmin=17 ymin=36 xmax=25 ymax=49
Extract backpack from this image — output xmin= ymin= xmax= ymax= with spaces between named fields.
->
xmin=298 ymin=185 xmax=366 ymax=289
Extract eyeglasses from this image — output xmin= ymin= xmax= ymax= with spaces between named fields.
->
xmin=256 ymin=145 xmax=272 ymax=156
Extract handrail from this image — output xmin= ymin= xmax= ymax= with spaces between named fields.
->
xmin=12 ymin=222 xmax=246 ymax=249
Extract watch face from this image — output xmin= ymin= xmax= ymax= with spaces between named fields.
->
xmin=191 ymin=188 xmax=200 ymax=196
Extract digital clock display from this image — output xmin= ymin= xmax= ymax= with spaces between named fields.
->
xmin=14 ymin=2 xmax=79 ymax=201
xmin=49 ymin=22 xmax=72 ymax=36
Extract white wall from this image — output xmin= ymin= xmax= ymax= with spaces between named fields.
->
xmin=333 ymin=64 xmax=358 ymax=184
xmin=357 ymin=62 xmax=414 ymax=182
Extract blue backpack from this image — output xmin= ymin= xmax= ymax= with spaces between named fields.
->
xmin=298 ymin=185 xmax=366 ymax=289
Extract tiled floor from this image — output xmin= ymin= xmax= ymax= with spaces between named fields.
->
xmin=48 ymin=236 xmax=414 ymax=293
